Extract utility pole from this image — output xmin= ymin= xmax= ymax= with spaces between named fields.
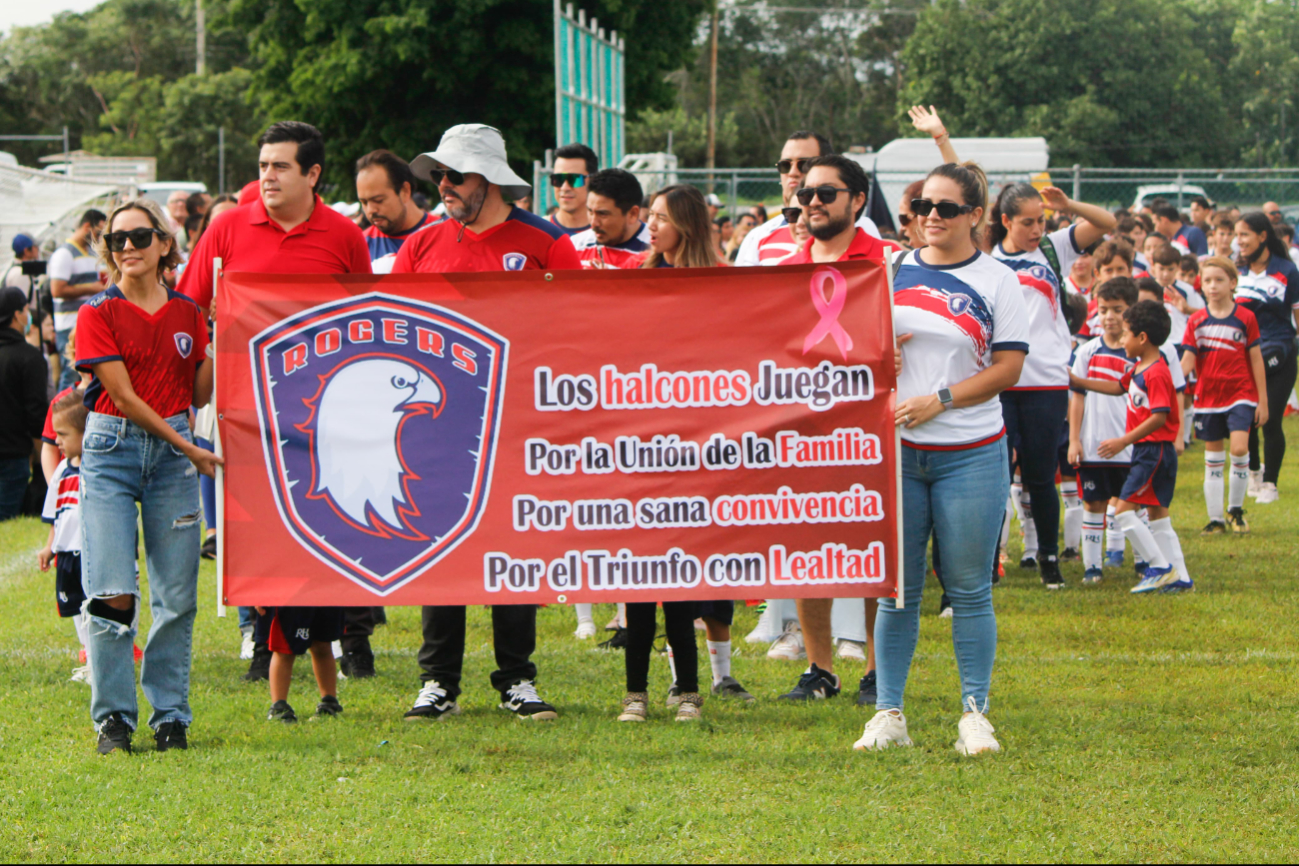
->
xmin=196 ymin=0 xmax=206 ymax=75
xmin=706 ymin=0 xmax=718 ymax=172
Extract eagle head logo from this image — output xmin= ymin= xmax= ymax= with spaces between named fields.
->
xmin=296 ymin=354 xmax=446 ymax=540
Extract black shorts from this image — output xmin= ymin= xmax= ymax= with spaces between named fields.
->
xmin=1077 ymin=465 xmax=1130 ymax=503
xmin=55 ymin=551 xmax=85 ymax=618
xmin=256 ymin=606 xmax=345 ymax=655
xmin=1057 ymin=437 xmax=1076 ymax=479
xmin=696 ymin=600 xmax=734 ymax=626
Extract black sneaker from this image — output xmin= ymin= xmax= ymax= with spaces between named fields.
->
xmin=154 ymin=720 xmax=188 ymax=752
xmin=1060 ymin=546 xmax=1080 ymax=562
xmin=1040 ymin=557 xmax=1064 ymax=589
xmin=403 ymin=680 xmax=460 ymax=721
xmin=315 ymin=695 xmax=343 ymax=717
xmin=597 ymin=627 xmax=628 ymax=650
xmin=1019 ymin=554 xmax=1038 ymax=569
xmin=499 ymin=679 xmax=558 ymax=720
xmin=711 ymin=675 xmax=755 ymax=702
xmin=242 ymin=643 xmax=272 ymax=682
xmin=856 ymin=670 xmax=877 ymax=707
xmin=778 ymin=663 xmax=841 ymax=700
xmin=267 ymin=700 xmax=297 ymax=723
xmin=97 ymin=713 xmax=133 ymax=755
xmin=1227 ymin=507 xmax=1250 ymax=534
xmin=1202 ymin=519 xmax=1228 ymax=535
xmin=341 ymin=647 xmax=375 ymax=679
xmin=200 ymin=535 xmax=217 ymax=560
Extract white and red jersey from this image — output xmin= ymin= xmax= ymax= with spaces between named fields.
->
xmin=993 ymin=225 xmax=1081 ymax=390
xmin=1121 ymin=356 xmax=1181 ymax=444
xmin=1072 ymin=339 xmax=1185 ymax=465
xmin=571 ymin=222 xmax=651 ymax=269
xmin=734 ymin=211 xmax=880 ymax=267
xmin=41 ymin=459 xmax=81 ymax=553
xmin=1181 ymin=303 xmax=1260 ymax=412
xmin=1161 ymin=279 xmax=1204 ymax=355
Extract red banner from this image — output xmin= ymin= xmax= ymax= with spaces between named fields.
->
xmin=216 ymin=261 xmax=900 ymax=606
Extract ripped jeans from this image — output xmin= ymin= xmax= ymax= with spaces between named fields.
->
xmin=81 ymin=412 xmax=201 ymax=731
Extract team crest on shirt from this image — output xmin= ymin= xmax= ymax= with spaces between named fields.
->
xmin=174 ymin=333 xmax=194 ymax=358
xmin=502 ymin=252 xmax=527 ymax=271
xmin=947 ymin=293 xmax=972 ymax=316
xmin=249 ymin=292 xmax=508 ymax=595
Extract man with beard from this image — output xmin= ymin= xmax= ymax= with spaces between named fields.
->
xmin=356 ymin=149 xmax=442 ymax=274
xmin=391 ymin=124 xmax=578 ymax=721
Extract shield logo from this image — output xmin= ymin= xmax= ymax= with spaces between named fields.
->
xmin=174 ymin=333 xmax=194 ymax=358
xmin=249 ymin=292 xmax=508 ymax=595
xmin=502 ymin=252 xmax=527 ymax=271
xmin=947 ymin=293 xmax=972 ymax=316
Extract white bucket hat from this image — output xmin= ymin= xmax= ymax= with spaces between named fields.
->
xmin=410 ymin=124 xmax=532 ymax=201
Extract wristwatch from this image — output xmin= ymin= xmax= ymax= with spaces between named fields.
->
xmin=937 ymin=388 xmax=953 ymax=409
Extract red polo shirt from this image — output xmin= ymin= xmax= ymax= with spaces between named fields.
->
xmin=784 ymin=227 xmax=888 ymax=264
xmin=178 ymin=194 xmax=371 ymax=310
xmin=391 ymin=206 xmax=581 ymax=274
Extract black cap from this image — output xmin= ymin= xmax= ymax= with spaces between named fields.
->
xmin=0 ymin=286 xmax=27 ymax=325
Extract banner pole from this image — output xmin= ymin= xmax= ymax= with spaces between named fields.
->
xmin=887 ymin=256 xmax=904 ymax=610
xmin=213 ymin=257 xmax=226 ymax=618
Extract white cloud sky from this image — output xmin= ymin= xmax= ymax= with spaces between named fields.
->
xmin=0 ymin=0 xmax=103 ymax=34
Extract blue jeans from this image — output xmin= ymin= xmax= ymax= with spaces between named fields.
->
xmin=55 ymin=327 xmax=78 ymax=391
xmin=196 ymin=434 xmax=253 ymax=631
xmin=81 ymin=412 xmax=202 ymax=731
xmin=875 ymin=437 xmax=1008 ymax=713
xmin=0 ymin=456 xmax=29 ymax=521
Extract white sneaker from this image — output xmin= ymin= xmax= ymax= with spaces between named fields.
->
xmin=574 ymin=620 xmax=597 ymax=640
xmin=1248 ymin=469 xmax=1264 ymax=497
xmin=766 ymin=621 xmax=805 ymax=660
xmin=835 ymin=638 xmax=866 ymax=661
xmin=239 ymin=627 xmax=255 ymax=660
xmin=1255 ymin=482 xmax=1279 ymax=504
xmin=69 ymin=665 xmax=91 ymax=683
xmin=954 ymin=696 xmax=1001 ymax=756
xmin=853 ymin=709 xmax=912 ymax=750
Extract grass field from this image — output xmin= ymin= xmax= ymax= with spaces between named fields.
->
xmin=1 ymin=421 xmax=1297 ymax=862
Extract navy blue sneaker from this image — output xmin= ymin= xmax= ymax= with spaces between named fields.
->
xmin=1082 ymin=567 xmax=1103 ymax=585
xmin=856 ymin=670 xmax=877 ymax=707
xmin=1104 ymin=550 xmax=1124 ymax=568
xmin=778 ymin=663 xmax=841 ymax=700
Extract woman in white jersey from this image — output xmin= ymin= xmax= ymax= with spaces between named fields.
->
xmin=853 ymin=162 xmax=1029 ymax=756
xmin=989 ymin=183 xmax=1115 ymax=588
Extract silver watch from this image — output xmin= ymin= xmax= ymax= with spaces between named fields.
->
xmin=937 ymin=388 xmax=953 ymax=408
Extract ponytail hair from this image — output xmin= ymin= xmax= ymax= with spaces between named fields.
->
xmin=924 ymin=161 xmax=989 ymax=245
xmin=989 ymin=182 xmax=1042 ymax=246
xmin=1236 ymin=211 xmax=1290 ymax=267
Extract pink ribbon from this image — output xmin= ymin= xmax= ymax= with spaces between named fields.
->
xmin=802 ymin=267 xmax=853 ymax=360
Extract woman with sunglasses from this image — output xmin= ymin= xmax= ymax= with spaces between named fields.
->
xmin=854 ymin=162 xmax=1029 ymax=756
xmin=74 ymin=198 xmax=220 ymax=755
xmin=989 ymin=183 xmax=1115 ymax=588
xmin=1234 ymin=211 xmax=1299 ymax=504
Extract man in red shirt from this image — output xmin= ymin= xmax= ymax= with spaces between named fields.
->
xmin=395 ymin=124 xmax=575 ymax=722
xmin=571 ymin=169 xmax=650 ymax=269
xmin=177 ymin=121 xmax=372 ymax=682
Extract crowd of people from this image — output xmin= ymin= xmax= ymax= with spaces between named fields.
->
xmin=1 ymin=105 xmax=1295 ymax=758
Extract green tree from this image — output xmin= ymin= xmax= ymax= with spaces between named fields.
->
xmin=1230 ymin=0 xmax=1299 ymax=167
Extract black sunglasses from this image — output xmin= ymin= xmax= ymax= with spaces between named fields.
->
xmin=427 ymin=168 xmax=466 ymax=186
xmin=911 ymin=198 xmax=975 ymax=219
xmin=549 ymin=172 xmax=588 ymax=189
xmin=898 ymin=213 xmax=915 ymax=227
xmin=781 ymin=206 xmax=802 ymax=225
xmin=775 ymin=158 xmax=813 ymax=175
xmin=105 ymin=228 xmax=165 ymax=252
xmin=795 ymin=185 xmax=852 ymax=206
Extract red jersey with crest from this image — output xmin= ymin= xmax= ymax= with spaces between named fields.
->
xmin=1180 ymin=303 xmax=1260 ymax=411
xmin=571 ymin=222 xmax=651 ymax=269
xmin=1120 ymin=356 xmax=1180 ymax=443
xmin=783 ymin=227 xmax=887 ymax=264
xmin=75 ymin=287 xmax=209 ymax=418
xmin=391 ymin=206 xmax=581 ymax=274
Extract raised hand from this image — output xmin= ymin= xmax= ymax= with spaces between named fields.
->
xmin=908 ymin=105 xmax=947 ymax=139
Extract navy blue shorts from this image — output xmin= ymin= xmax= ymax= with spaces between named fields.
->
xmin=256 ymin=606 xmax=345 ymax=655
xmin=1077 ymin=465 xmax=1130 ymax=503
xmin=696 ymin=600 xmax=734 ymax=626
xmin=55 ymin=551 xmax=85 ymax=618
xmin=1120 ymin=442 xmax=1178 ymax=508
xmin=1194 ymin=404 xmax=1254 ymax=442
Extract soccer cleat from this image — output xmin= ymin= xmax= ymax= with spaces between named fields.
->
xmin=778 ymin=663 xmax=841 ymax=701
xmin=1134 ymin=560 xmax=1148 ymax=579
xmin=954 ymin=696 xmax=1001 ymax=756
xmin=1201 ymin=519 xmax=1227 ymax=535
xmin=835 ymin=638 xmax=866 ymax=661
xmin=1104 ymin=550 xmax=1125 ymax=568
xmin=239 ymin=628 xmax=255 ymax=660
xmin=617 ymin=692 xmax=648 ymax=722
xmin=1160 ymin=576 xmax=1195 ymax=593
xmin=574 ymin=620 xmax=598 ymax=640
xmin=856 ymin=670 xmax=877 ymax=707
xmin=1019 ymin=554 xmax=1037 ymax=569
xmin=1060 ymin=547 xmax=1080 ymax=562
xmin=200 ymin=535 xmax=217 ymax=560
xmin=315 ymin=695 xmax=344 ymax=717
xmin=404 ymin=681 xmax=461 ymax=721
xmin=1131 ymin=565 xmax=1177 ymax=594
xmin=154 ymin=720 xmax=188 ymax=752
xmin=711 ymin=676 xmax=755 ymax=702
xmin=665 ymin=684 xmax=682 ymax=708
xmin=499 ymin=679 xmax=558 ymax=720
xmin=267 ymin=700 xmax=297 ymax=724
xmin=1082 ymin=567 xmax=1103 ymax=585
xmin=1040 ymin=557 xmax=1065 ymax=589
xmin=766 ymin=621 xmax=805 ymax=661
xmin=674 ymin=692 xmax=703 ymax=722
xmin=1226 ymin=507 xmax=1250 ymax=534
xmin=69 ymin=665 xmax=91 ymax=683
xmin=242 ymin=644 xmax=272 ymax=682
xmin=853 ymin=709 xmax=912 ymax=750
xmin=97 ymin=713 xmax=133 ymax=755
xmin=1255 ymin=482 xmax=1278 ymax=504
xmin=342 ymin=648 xmax=375 ymax=679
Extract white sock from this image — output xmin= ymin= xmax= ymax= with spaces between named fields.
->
xmin=574 ymin=603 xmax=594 ymax=625
xmin=1019 ymin=488 xmax=1038 ymax=557
xmin=1062 ymin=480 xmax=1083 ymax=550
xmin=1150 ymin=517 xmax=1190 ymax=583
xmin=1204 ymin=451 xmax=1225 ymax=521
xmin=1116 ymin=511 xmax=1169 ymax=570
xmin=1010 ymin=481 xmax=1025 ymax=522
xmin=1184 ymin=407 xmax=1194 ymax=445
xmin=1082 ymin=512 xmax=1105 ymax=571
xmin=666 ymin=641 xmax=678 ymax=686
xmin=706 ymin=640 xmax=731 ymax=686
xmin=616 ymin=602 xmax=627 ymax=629
xmin=1000 ymin=497 xmax=1012 ymax=549
xmin=74 ymin=611 xmax=89 ymax=648
xmin=1228 ymin=454 xmax=1250 ymax=509
xmin=1105 ymin=504 xmax=1125 ymax=553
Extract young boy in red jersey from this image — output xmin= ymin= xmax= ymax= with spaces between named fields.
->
xmin=1072 ymin=300 xmax=1191 ymax=594
xmin=1180 ymin=256 xmax=1268 ymax=534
